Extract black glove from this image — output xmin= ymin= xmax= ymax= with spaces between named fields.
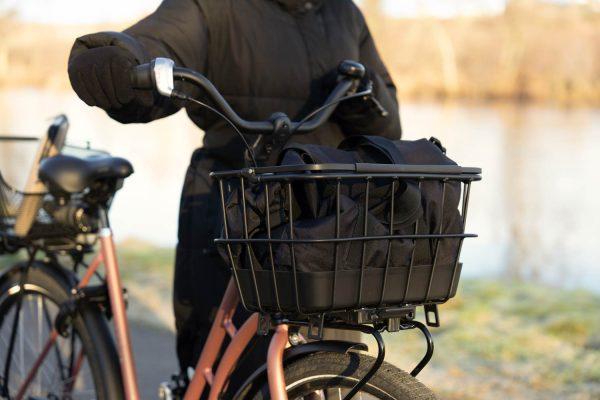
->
xmin=68 ymin=46 xmax=140 ymax=110
xmin=335 ymin=69 xmax=387 ymax=118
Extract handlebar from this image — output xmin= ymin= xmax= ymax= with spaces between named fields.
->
xmin=131 ymin=58 xmax=368 ymax=135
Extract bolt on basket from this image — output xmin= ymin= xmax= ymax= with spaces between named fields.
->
xmin=213 ymin=163 xmax=481 ymax=317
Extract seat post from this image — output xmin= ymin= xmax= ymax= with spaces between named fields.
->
xmin=98 ymin=207 xmax=110 ymax=230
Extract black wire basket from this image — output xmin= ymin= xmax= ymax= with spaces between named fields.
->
xmin=213 ymin=163 xmax=481 ymax=317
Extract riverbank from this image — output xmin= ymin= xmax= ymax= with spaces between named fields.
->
xmin=3 ymin=241 xmax=597 ymax=398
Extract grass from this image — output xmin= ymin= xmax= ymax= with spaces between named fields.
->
xmin=382 ymin=279 xmax=600 ymax=399
xmin=1 ymin=242 xmax=599 ymax=399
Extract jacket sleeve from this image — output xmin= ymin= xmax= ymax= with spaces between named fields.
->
xmin=69 ymin=0 xmax=208 ymax=124
xmin=334 ymin=5 xmax=402 ymax=139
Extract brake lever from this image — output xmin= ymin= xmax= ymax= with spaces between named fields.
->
xmin=361 ymin=81 xmax=389 ymax=117
xmin=369 ymin=95 xmax=389 ymax=117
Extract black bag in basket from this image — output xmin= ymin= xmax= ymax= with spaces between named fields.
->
xmin=219 ymin=136 xmax=465 ymax=311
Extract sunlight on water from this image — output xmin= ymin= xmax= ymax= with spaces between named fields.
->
xmin=1 ymin=89 xmax=599 ymax=291
xmin=401 ymin=102 xmax=600 ymax=292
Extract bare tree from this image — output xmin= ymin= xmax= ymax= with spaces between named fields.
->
xmin=361 ymin=0 xmax=382 ymax=15
xmin=0 ymin=2 xmax=15 ymax=79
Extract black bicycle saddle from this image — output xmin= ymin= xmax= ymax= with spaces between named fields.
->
xmin=39 ymin=154 xmax=134 ymax=194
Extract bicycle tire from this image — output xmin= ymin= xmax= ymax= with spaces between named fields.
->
xmin=0 ymin=262 xmax=125 ymax=399
xmin=252 ymin=351 xmax=436 ymax=400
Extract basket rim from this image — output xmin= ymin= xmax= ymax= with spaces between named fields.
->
xmin=210 ymin=162 xmax=482 ymax=180
xmin=0 ymin=173 xmax=47 ymax=197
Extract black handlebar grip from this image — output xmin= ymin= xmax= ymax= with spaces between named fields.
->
xmin=130 ymin=63 xmax=153 ymax=89
xmin=338 ymin=60 xmax=366 ymax=80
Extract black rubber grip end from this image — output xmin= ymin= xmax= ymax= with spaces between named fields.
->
xmin=130 ymin=63 xmax=153 ymax=89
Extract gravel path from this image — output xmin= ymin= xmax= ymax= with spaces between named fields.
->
xmin=130 ymin=320 xmax=178 ymax=399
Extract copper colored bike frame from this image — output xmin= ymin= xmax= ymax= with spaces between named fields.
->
xmin=207 ymin=313 xmax=259 ymax=400
xmin=268 ymin=324 xmax=290 ymax=400
xmin=13 ymin=237 xmax=290 ymax=400
xmin=100 ymin=227 xmax=141 ymax=400
xmin=184 ymin=282 xmax=289 ymax=400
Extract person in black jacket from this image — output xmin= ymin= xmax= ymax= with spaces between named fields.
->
xmin=68 ymin=0 xmax=401 ymax=383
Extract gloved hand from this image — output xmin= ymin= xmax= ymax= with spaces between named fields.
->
xmin=335 ymin=69 xmax=388 ymax=118
xmin=68 ymin=46 xmax=141 ymax=110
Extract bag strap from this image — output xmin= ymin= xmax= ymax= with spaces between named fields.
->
xmin=279 ymin=143 xmax=320 ymax=164
xmin=279 ymin=143 xmax=359 ymax=165
xmin=338 ymin=135 xmax=404 ymax=164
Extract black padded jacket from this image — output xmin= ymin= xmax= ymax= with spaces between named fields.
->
xmin=69 ymin=0 xmax=401 ymax=165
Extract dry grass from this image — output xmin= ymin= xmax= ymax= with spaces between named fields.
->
xmin=383 ymin=279 xmax=600 ymax=399
xmin=0 ymin=0 xmax=598 ymax=104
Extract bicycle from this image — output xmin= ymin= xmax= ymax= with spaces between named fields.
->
xmin=0 ymin=58 xmax=481 ymax=400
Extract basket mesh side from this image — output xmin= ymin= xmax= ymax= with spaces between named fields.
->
xmin=0 ymin=173 xmax=45 ymax=233
xmin=0 ymin=174 xmax=23 ymax=219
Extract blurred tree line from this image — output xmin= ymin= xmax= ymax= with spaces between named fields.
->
xmin=361 ymin=0 xmax=599 ymax=104
xmin=0 ymin=0 xmax=598 ymax=104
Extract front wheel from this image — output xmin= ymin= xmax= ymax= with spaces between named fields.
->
xmin=0 ymin=262 xmax=124 ymax=399
xmin=254 ymin=352 xmax=437 ymax=400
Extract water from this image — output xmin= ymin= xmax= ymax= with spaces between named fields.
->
xmin=1 ymin=89 xmax=599 ymax=292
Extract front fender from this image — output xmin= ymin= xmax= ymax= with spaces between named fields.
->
xmin=232 ymin=340 xmax=368 ymax=399
xmin=0 ymin=259 xmax=78 ymax=294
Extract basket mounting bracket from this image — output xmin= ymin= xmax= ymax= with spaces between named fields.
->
xmin=307 ymin=314 xmax=325 ymax=340
xmin=257 ymin=313 xmax=271 ymax=336
xmin=424 ymin=304 xmax=440 ymax=327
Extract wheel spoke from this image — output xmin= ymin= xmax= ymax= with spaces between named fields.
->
xmin=37 ymin=295 xmax=44 ymax=395
xmin=65 ymin=347 xmax=86 ymax=395
xmin=20 ymin=300 xmax=25 ymax=389
xmin=3 ymin=284 xmax=24 ymax=390
xmin=12 ymin=324 xmax=56 ymax=381
xmin=42 ymin=298 xmax=67 ymax=382
xmin=1 ymin=278 xmax=98 ymax=399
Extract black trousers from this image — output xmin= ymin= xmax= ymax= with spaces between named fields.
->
xmin=173 ymin=148 xmax=269 ymax=387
